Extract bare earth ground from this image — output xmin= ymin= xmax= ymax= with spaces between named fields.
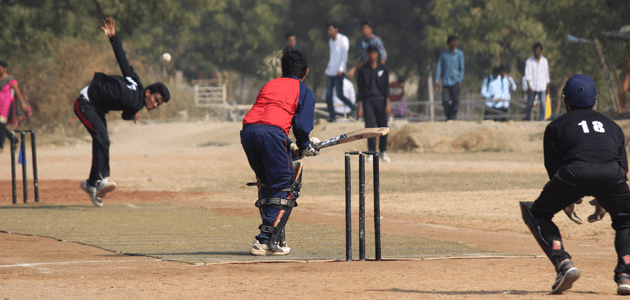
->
xmin=1 ymin=119 xmax=629 ymax=299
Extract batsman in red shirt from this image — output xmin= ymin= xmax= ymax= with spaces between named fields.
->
xmin=241 ymin=50 xmax=320 ymax=256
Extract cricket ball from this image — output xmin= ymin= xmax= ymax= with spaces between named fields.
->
xmin=162 ymin=53 xmax=171 ymax=63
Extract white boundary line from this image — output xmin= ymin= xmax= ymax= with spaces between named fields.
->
xmin=0 ymin=259 xmax=158 ymax=268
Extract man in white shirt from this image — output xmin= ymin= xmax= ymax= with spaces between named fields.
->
xmin=481 ymin=66 xmax=511 ymax=121
xmin=325 ymin=23 xmax=356 ymax=122
xmin=524 ymin=42 xmax=550 ymax=121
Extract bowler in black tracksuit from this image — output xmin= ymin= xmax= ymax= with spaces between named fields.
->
xmin=525 ymin=74 xmax=630 ymax=295
xmin=357 ymin=45 xmax=390 ymax=156
xmin=74 ymin=18 xmax=170 ymax=206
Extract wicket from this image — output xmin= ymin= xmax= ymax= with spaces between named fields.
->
xmin=10 ymin=130 xmax=39 ymax=204
xmin=345 ymin=151 xmax=381 ymax=262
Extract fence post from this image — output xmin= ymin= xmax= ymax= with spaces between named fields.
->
xmin=428 ymin=75 xmax=435 ymax=122
xmin=466 ymin=89 xmax=471 ymax=120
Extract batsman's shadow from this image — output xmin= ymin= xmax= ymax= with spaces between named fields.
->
xmin=368 ymin=288 xmax=598 ymax=296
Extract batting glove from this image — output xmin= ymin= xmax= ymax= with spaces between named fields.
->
xmin=301 ymin=137 xmax=321 ymax=157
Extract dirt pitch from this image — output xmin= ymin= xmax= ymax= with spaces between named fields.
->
xmin=1 ymin=119 xmax=629 ymax=299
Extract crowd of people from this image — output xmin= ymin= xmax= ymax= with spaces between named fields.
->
xmin=282 ymin=23 xmax=555 ymax=171
xmin=434 ymin=37 xmax=550 ymax=122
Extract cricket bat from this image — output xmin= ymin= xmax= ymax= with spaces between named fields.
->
xmin=315 ymin=127 xmax=390 ymax=150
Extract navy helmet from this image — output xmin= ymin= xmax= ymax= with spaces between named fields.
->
xmin=563 ymin=74 xmax=597 ymax=108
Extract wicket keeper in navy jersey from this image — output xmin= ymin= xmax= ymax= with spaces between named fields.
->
xmin=74 ymin=18 xmax=171 ymax=207
xmin=520 ymin=74 xmax=630 ymax=295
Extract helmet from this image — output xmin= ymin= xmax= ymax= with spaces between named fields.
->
xmin=563 ymin=74 xmax=597 ymax=108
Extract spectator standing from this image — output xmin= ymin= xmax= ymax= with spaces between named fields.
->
xmin=481 ymin=66 xmax=511 ymax=121
xmin=524 ymin=42 xmax=550 ymax=121
xmin=435 ymin=35 xmax=465 ymax=121
xmin=324 ymin=23 xmax=355 ymax=123
xmin=357 ymin=46 xmax=391 ymax=162
xmin=347 ymin=20 xmax=387 ymax=78
xmin=0 ymin=60 xmax=29 ymax=153
xmin=282 ymin=31 xmax=303 ymax=54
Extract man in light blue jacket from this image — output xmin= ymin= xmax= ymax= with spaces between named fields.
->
xmin=435 ymin=35 xmax=465 ymax=121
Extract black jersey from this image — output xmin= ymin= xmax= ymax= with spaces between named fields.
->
xmin=543 ymin=109 xmax=628 ymax=179
xmin=357 ymin=63 xmax=389 ymax=101
xmin=87 ymin=36 xmax=144 ymax=120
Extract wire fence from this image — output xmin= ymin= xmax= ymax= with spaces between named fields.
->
xmin=393 ymin=89 xmax=546 ymax=122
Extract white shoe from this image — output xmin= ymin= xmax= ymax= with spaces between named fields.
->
xmin=80 ymin=180 xmax=103 ymax=207
xmin=278 ymin=240 xmax=291 ymax=252
xmin=249 ymin=240 xmax=291 ymax=256
xmin=380 ymin=151 xmax=391 ymax=162
xmin=366 ymin=155 xmax=373 ymax=163
xmin=94 ymin=178 xmax=116 ymax=198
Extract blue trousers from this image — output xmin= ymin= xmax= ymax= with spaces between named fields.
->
xmin=525 ymin=91 xmax=546 ymax=121
xmin=240 ymin=124 xmax=294 ymax=243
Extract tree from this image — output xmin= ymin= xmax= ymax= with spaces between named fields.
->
xmin=424 ymin=0 xmax=547 ymax=89
xmin=534 ymin=0 xmax=630 ymax=113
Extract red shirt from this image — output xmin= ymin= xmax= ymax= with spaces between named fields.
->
xmin=243 ymin=77 xmax=300 ymax=135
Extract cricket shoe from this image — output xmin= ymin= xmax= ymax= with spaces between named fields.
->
xmin=366 ymin=155 xmax=373 ymax=163
xmin=94 ymin=178 xmax=116 ymax=198
xmin=80 ymin=180 xmax=103 ymax=207
xmin=380 ymin=151 xmax=391 ymax=162
xmin=617 ymin=273 xmax=630 ymax=295
xmin=551 ymin=260 xmax=581 ymax=294
xmin=249 ymin=240 xmax=291 ymax=256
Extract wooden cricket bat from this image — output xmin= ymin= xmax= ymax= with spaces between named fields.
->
xmin=315 ymin=127 xmax=390 ymax=150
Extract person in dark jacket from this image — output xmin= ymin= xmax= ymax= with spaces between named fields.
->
xmin=74 ymin=18 xmax=170 ymax=207
xmin=520 ymin=74 xmax=630 ymax=295
xmin=356 ymin=45 xmax=391 ymax=162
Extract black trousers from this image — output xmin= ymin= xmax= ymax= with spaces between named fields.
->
xmin=73 ymin=96 xmax=110 ymax=185
xmin=442 ymin=83 xmax=461 ymax=121
xmin=0 ymin=122 xmax=10 ymax=150
xmin=362 ymin=96 xmax=388 ymax=152
xmin=484 ymin=106 xmax=509 ymax=122
xmin=532 ymin=162 xmax=630 ymax=275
